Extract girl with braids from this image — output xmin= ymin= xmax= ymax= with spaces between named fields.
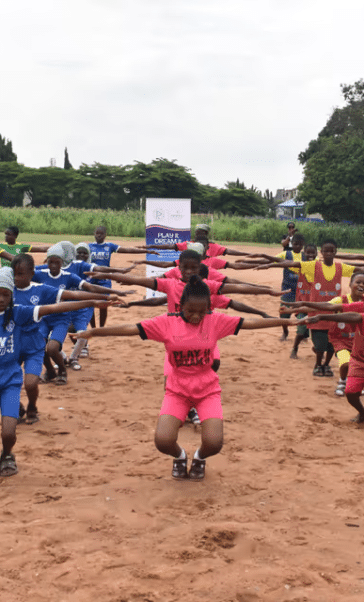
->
xmin=0 ymin=266 xmax=116 ymax=477
xmin=74 ymin=275 xmax=297 ymax=481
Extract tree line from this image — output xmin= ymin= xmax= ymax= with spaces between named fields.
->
xmin=0 ymin=141 xmax=270 ymax=216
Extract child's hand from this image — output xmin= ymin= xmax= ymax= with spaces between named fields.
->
xmin=93 ymin=299 xmax=120 ymax=309
xmin=254 ymin=264 xmax=270 ymax=271
xmin=279 ymin=306 xmax=297 ymax=315
xmin=73 ymin=330 xmax=93 ymax=340
xmin=119 ymin=265 xmax=137 ymax=273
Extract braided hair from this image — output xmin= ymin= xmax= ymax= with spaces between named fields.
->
xmin=180 ymin=275 xmax=211 ymax=310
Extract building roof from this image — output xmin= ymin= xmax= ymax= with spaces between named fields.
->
xmin=278 ymin=197 xmax=304 ymax=208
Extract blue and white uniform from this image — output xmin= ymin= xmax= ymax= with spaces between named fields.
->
xmin=0 ymin=305 xmax=42 ymax=418
xmin=64 ymin=261 xmax=97 ymax=330
xmin=14 ymin=283 xmax=62 ymax=376
xmin=32 ymin=269 xmax=84 ymax=345
xmin=88 ymin=242 xmax=120 ymax=288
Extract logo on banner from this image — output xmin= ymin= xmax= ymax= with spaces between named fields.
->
xmin=153 ymin=208 xmax=166 ymax=222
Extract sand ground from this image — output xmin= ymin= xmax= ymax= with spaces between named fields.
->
xmin=2 ymin=243 xmax=364 ymax=602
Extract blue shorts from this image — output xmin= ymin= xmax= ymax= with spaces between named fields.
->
xmin=0 ymin=384 xmax=22 ymax=418
xmin=20 ymin=348 xmax=45 ymax=377
xmin=69 ymin=307 xmax=94 ymax=331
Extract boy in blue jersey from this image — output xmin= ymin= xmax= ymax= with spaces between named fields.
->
xmin=32 ymin=244 xmax=126 ymax=384
xmin=12 ymin=253 xmax=116 ymax=421
xmin=0 ymin=266 xmax=115 ymax=476
xmin=89 ymin=226 xmax=159 ymax=327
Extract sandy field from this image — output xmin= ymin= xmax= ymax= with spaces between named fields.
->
xmin=2 ymin=243 xmax=364 ymax=602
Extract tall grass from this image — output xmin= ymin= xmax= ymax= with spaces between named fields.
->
xmin=0 ymin=207 xmax=363 ymax=249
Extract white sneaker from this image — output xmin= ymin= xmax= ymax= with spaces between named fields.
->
xmin=335 ymin=380 xmax=346 ymax=397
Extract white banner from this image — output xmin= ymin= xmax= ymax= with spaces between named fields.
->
xmin=145 ymin=198 xmax=191 ymax=299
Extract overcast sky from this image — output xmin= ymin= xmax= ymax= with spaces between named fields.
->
xmin=2 ymin=0 xmax=363 ymax=194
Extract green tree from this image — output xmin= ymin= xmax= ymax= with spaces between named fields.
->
xmin=212 ymin=183 xmax=267 ymax=216
xmin=64 ymin=147 xmax=73 ymax=169
xmin=298 ymin=134 xmax=364 ymax=223
xmin=298 ymin=80 xmax=364 ymax=222
xmin=12 ymin=166 xmax=77 ymax=208
xmin=0 ymin=135 xmax=17 ymax=162
xmin=0 ymin=162 xmax=24 ymax=206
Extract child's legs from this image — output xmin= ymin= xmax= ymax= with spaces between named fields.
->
xmin=311 ymin=329 xmax=329 ymax=366
xmin=68 ymin=312 xmax=90 ymax=361
xmin=99 ymin=307 xmax=108 ymax=328
xmin=23 ymin=350 xmax=44 ymax=410
xmin=46 ymin=340 xmax=66 ymax=375
xmin=280 ymin=310 xmax=290 ymax=339
xmin=337 ymin=349 xmax=350 ymax=381
xmin=199 ymin=418 xmax=223 ymax=459
xmin=47 ymin=322 xmax=70 ymax=375
xmin=155 ymin=414 xmax=183 ymax=457
xmin=324 ymin=342 xmax=335 ymax=366
xmin=345 ymin=376 xmax=364 ymax=420
xmin=1 ymin=385 xmax=22 ymax=454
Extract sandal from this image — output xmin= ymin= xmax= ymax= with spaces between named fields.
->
xmin=54 ymin=374 xmax=68 ymax=386
xmin=69 ymin=359 xmax=81 ymax=371
xmin=323 ymin=365 xmax=334 ymax=377
xmin=0 ymin=453 xmax=18 ymax=477
xmin=40 ymin=371 xmax=57 ymax=384
xmin=25 ymin=410 xmax=39 ymax=424
xmin=313 ymin=365 xmax=324 ymax=376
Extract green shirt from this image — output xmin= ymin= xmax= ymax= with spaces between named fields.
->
xmin=0 ymin=243 xmax=32 ymax=267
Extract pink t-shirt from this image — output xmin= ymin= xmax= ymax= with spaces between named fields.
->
xmin=176 ymin=241 xmax=227 ymax=257
xmin=176 ymin=242 xmax=188 ymax=251
xmin=166 ymin=265 xmax=226 ymax=283
xmin=138 ymin=312 xmax=242 ymax=397
xmin=203 ymin=257 xmax=228 ymax=269
xmin=206 ymin=242 xmax=227 ymax=257
xmin=156 ymin=278 xmax=222 ymax=312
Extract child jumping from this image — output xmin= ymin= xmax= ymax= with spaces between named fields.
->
xmin=75 ymin=275 xmax=297 ymax=480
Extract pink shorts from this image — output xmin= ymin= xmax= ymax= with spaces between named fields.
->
xmin=159 ymin=392 xmax=223 ymax=422
xmin=346 ymin=376 xmax=364 ymax=395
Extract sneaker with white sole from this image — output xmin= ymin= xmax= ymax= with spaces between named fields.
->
xmin=335 ymin=380 xmax=346 ymax=396
xmin=172 ymin=455 xmax=188 ymax=480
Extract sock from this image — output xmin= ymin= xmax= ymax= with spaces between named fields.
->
xmin=338 ymin=378 xmax=346 ymax=384
xmin=69 ymin=337 xmax=87 ymax=361
xmin=194 ymin=449 xmax=204 ymax=460
xmin=177 ymin=448 xmax=186 ymax=460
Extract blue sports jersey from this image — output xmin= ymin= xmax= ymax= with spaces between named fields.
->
xmin=0 ymin=305 xmax=41 ymax=387
xmin=14 ymin=283 xmax=61 ymax=354
xmin=64 ymin=260 xmax=96 ymax=279
xmin=88 ymin=242 xmax=119 ymax=267
xmin=32 ymin=268 xmax=83 ymax=291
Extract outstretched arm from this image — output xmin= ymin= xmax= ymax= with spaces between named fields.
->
xmin=126 ymin=296 xmax=167 ymax=308
xmin=224 ymin=249 xmax=250 ymax=257
xmin=255 ymin=260 xmax=300 ymax=271
xmin=142 ymin=243 xmax=177 ymax=250
xmin=90 ymin=264 xmax=138 ymax=274
xmin=116 ymin=246 xmax=159 ymax=255
xmin=300 ymin=312 xmax=363 ymax=325
xmin=281 ymin=300 xmax=343 ymax=313
xmin=38 ymin=299 xmax=115 ymax=318
xmin=336 ymin=252 xmax=364 ymax=261
xmin=75 ymin=324 xmax=141 ymax=339
xmin=221 ymin=283 xmax=288 ymax=296
xmin=241 ymin=317 xmax=297 ymax=330
xmin=129 ymin=259 xmax=176 ymax=268
xmin=229 ymin=299 xmax=273 ymax=318
xmin=84 ymin=271 xmax=157 ymax=291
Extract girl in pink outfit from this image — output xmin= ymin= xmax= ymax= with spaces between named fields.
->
xmin=75 ymin=276 xmax=296 ymax=482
